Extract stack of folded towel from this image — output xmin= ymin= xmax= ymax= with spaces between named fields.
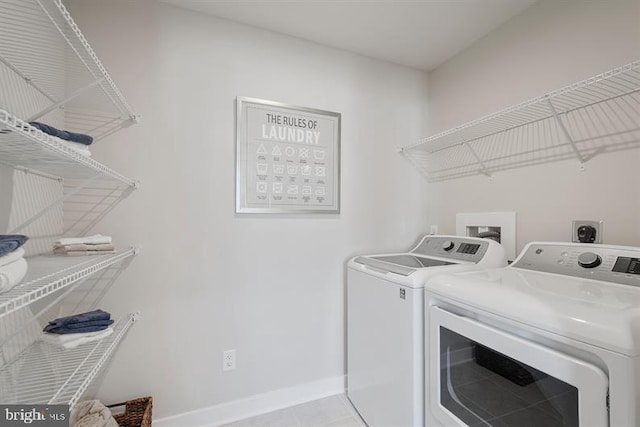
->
xmin=53 ymin=234 xmax=115 ymax=256
xmin=29 ymin=121 xmax=93 ymax=157
xmin=0 ymin=234 xmax=29 ymax=294
xmin=41 ymin=309 xmax=114 ymax=349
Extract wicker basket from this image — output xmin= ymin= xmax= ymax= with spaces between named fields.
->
xmin=108 ymin=396 xmax=153 ymax=427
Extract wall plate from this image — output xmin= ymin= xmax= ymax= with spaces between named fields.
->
xmin=456 ymin=212 xmax=517 ymax=261
xmin=572 ymin=220 xmax=603 ymax=244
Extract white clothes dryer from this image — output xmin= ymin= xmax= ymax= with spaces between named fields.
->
xmin=347 ymin=235 xmax=507 ymax=427
xmin=425 ymin=242 xmax=640 ymax=427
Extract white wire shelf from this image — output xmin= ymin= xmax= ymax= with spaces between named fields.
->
xmin=0 ymin=109 xmax=137 ymax=186
xmin=401 ymin=60 xmax=640 ymax=182
xmin=0 ymin=248 xmax=138 ymax=320
xmin=0 ymin=313 xmax=138 ymax=407
xmin=0 ymin=0 xmax=139 ymax=140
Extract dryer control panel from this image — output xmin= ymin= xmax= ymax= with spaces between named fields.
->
xmin=613 ymin=257 xmax=640 ymax=275
xmin=513 ymin=242 xmax=640 ymax=287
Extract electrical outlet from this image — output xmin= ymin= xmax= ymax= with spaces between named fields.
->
xmin=572 ymin=220 xmax=603 ymax=244
xmin=222 ymin=349 xmax=236 ymax=371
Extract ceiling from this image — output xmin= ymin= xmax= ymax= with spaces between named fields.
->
xmin=159 ymin=0 xmax=538 ymax=71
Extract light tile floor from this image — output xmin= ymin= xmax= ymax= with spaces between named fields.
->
xmin=221 ymin=394 xmax=367 ymax=427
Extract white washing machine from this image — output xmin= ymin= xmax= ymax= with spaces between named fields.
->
xmin=425 ymin=242 xmax=640 ymax=427
xmin=347 ymin=235 xmax=507 ymax=427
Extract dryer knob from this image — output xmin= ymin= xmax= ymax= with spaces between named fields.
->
xmin=442 ymin=240 xmax=455 ymax=251
xmin=578 ymin=252 xmax=602 ymax=268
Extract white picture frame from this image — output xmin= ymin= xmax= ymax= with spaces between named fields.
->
xmin=236 ymin=97 xmax=341 ymax=214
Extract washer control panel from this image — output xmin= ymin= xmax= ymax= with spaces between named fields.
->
xmin=412 ymin=236 xmax=489 ymax=263
xmin=513 ymin=242 xmax=640 ymax=287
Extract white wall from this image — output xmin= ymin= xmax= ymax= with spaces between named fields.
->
xmin=67 ymin=0 xmax=430 ymax=420
xmin=427 ymin=0 xmax=640 ymax=253
xmin=429 ymin=0 xmax=640 ymax=131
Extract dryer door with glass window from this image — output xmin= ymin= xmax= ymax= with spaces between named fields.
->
xmin=428 ymin=307 xmax=609 ymax=427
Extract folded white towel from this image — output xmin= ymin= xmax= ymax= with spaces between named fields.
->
xmin=54 ymin=250 xmax=116 ymax=257
xmin=54 ymin=234 xmax=112 ymax=246
xmin=0 ymin=247 xmax=25 ymax=267
xmin=0 ymin=257 xmax=28 ymax=294
xmin=42 ymin=328 xmax=111 ymax=344
xmin=41 ymin=327 xmax=114 ymax=349
xmin=70 ymin=400 xmax=118 ymax=427
xmin=53 ymin=243 xmax=115 ymax=252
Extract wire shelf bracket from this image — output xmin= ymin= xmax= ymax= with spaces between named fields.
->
xmin=9 ymin=176 xmax=97 ymax=235
xmin=26 ymin=78 xmax=105 ymax=123
xmin=545 ymin=97 xmax=586 ymax=166
xmin=464 ymin=141 xmax=492 ymax=178
xmin=0 ymin=54 xmax=57 ymax=104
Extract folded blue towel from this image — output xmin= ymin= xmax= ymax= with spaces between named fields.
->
xmin=44 ymin=319 xmax=114 ymax=334
xmin=29 ymin=121 xmax=93 ymax=145
xmin=0 ymin=235 xmax=28 ymax=257
xmin=45 ymin=309 xmax=111 ymax=329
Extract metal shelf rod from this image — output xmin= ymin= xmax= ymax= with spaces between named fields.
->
xmin=0 ymin=53 xmax=56 ymax=102
xmin=26 ymin=78 xmax=104 ymax=122
xmin=463 ymin=142 xmax=491 ymax=177
xmin=546 ymin=98 xmax=585 ymax=164
xmin=401 ymin=60 xmax=640 ymax=182
xmin=406 ymin=61 xmax=639 ymax=150
xmin=0 ymin=248 xmax=138 ymax=320
xmin=9 ymin=177 xmax=98 ymax=234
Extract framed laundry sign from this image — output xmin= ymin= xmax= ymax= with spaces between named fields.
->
xmin=236 ymin=97 xmax=341 ymax=214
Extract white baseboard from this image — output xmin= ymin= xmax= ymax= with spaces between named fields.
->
xmin=153 ymin=375 xmax=346 ymax=427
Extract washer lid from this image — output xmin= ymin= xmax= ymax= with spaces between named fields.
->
xmin=349 ymin=235 xmax=507 ymax=288
xmin=370 ymin=255 xmax=453 ymax=269
xmin=353 ymin=255 xmax=453 ymax=276
xmin=426 ymin=267 xmax=640 ymax=356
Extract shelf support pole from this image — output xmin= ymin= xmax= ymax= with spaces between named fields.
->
xmin=0 ymin=55 xmax=57 ymax=104
xmin=66 ymin=314 xmax=137 ymax=408
xmin=0 ymin=278 xmax=87 ymax=349
xmin=546 ymin=97 xmax=586 ymax=164
xmin=63 ymin=185 xmax=134 ymax=236
xmin=9 ymin=175 xmax=98 ymax=234
xmin=463 ymin=142 xmax=491 ymax=177
xmin=26 ymin=78 xmax=105 ymax=122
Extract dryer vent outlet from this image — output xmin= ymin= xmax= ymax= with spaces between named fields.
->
xmin=456 ymin=212 xmax=517 ymax=261
xmin=467 ymin=226 xmax=502 ymax=243
xmin=572 ymin=220 xmax=603 ymax=244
